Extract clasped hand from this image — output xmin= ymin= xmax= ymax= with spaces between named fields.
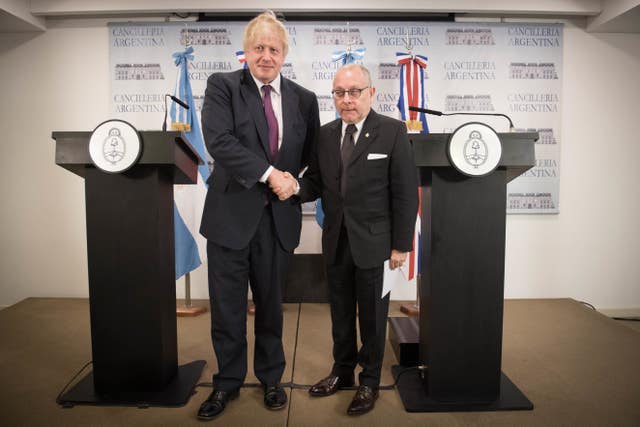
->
xmin=389 ymin=249 xmax=407 ymax=270
xmin=268 ymin=169 xmax=298 ymax=201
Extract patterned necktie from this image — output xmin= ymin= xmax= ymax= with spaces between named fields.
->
xmin=340 ymin=124 xmax=357 ymax=194
xmin=262 ymin=85 xmax=279 ymax=160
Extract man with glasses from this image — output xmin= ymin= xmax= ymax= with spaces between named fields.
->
xmin=281 ymin=63 xmax=418 ymax=415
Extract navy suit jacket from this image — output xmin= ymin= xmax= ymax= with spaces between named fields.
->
xmin=199 ymin=69 xmax=319 ymax=251
xmin=299 ymin=111 xmax=419 ymax=269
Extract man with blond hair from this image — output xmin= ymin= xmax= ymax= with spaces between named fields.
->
xmin=198 ymin=11 xmax=319 ymax=420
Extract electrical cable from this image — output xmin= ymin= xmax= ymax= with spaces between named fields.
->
xmin=57 ymin=308 xmax=426 ymax=409
xmin=579 ymin=300 xmax=640 ymax=321
xmin=285 ymin=303 xmax=303 ymax=426
xmin=579 ymin=300 xmax=596 ymax=310
xmin=611 ymin=317 xmax=640 ymax=322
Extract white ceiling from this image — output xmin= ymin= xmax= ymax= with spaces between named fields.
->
xmin=1 ymin=0 xmax=638 ymax=33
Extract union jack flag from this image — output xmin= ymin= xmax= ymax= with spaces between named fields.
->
xmin=406 ymin=189 xmax=422 ymax=281
xmin=235 ymin=50 xmax=247 ymax=69
xmin=396 ymin=52 xmax=429 ymax=134
xmin=383 ymin=51 xmax=429 ymax=297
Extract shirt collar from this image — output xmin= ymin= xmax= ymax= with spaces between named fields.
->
xmin=341 ymin=116 xmax=366 ymax=135
xmin=251 ymin=72 xmax=281 ymax=96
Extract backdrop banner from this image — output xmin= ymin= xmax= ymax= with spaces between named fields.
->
xmin=110 ymin=20 xmax=562 ymax=215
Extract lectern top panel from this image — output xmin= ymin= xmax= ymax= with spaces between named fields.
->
xmin=409 ymin=132 xmax=537 ymax=183
xmin=52 ymin=130 xmax=203 ymax=184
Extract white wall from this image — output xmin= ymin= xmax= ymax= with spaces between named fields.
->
xmin=0 ymin=17 xmax=638 ymax=309
xmin=505 ymin=24 xmax=640 ymax=307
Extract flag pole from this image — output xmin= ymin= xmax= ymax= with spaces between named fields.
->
xmin=177 ymin=272 xmax=207 ymax=317
xmin=399 ymin=29 xmax=425 ymax=317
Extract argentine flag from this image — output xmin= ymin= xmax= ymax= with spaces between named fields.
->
xmin=170 ymin=46 xmax=209 ymax=279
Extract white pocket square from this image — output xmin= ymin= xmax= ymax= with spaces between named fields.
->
xmin=367 ymin=153 xmax=388 ymax=160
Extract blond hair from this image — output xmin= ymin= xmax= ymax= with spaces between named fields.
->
xmin=243 ymin=10 xmax=289 ymax=56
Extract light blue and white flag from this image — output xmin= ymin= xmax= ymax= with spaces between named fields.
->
xmin=170 ymin=46 xmax=210 ymax=279
xmin=331 ymin=47 xmax=366 ymax=64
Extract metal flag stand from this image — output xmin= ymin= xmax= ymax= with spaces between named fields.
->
xmin=173 ymin=28 xmax=207 ymax=318
xmin=176 ymin=272 xmax=208 ymax=317
xmin=399 ymin=30 xmax=425 ymax=317
xmin=400 ymin=274 xmax=420 ymax=316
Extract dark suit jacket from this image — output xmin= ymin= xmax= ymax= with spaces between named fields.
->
xmin=199 ymin=69 xmax=319 ymax=251
xmin=300 ymin=110 xmax=419 ymax=269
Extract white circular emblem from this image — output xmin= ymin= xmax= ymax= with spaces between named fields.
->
xmin=89 ymin=119 xmax=142 ymax=173
xmin=447 ymin=122 xmax=502 ymax=177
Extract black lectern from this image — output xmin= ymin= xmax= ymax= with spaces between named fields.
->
xmin=52 ymin=130 xmax=205 ymax=407
xmin=390 ymin=131 xmax=537 ymax=412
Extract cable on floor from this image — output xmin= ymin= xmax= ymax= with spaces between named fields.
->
xmin=196 ymin=366 xmax=423 ymax=392
xmin=579 ymin=300 xmax=640 ymax=321
xmin=579 ymin=300 xmax=596 ymax=310
xmin=611 ymin=316 xmax=640 ymax=322
xmin=285 ymin=302 xmax=303 ymax=426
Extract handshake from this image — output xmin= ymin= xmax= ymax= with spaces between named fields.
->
xmin=267 ymin=169 xmax=299 ymax=201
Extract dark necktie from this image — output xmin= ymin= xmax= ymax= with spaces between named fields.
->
xmin=262 ymin=85 xmax=279 ymax=160
xmin=340 ymin=124 xmax=357 ymax=194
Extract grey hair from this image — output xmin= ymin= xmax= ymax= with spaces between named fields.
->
xmin=338 ymin=63 xmax=372 ymax=86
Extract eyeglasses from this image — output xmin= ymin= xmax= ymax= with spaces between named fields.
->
xmin=331 ymin=87 xmax=369 ymax=99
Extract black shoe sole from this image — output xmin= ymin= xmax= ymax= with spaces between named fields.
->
xmin=264 ymin=388 xmax=288 ymax=410
xmin=266 ymin=401 xmax=287 ymax=411
xmin=308 ymin=382 xmax=355 ymax=397
xmin=265 ymin=396 xmax=288 ymax=410
xmin=308 ymin=389 xmax=338 ymax=397
xmin=197 ymin=390 xmax=239 ymax=420
xmin=347 ymin=403 xmax=376 ymax=416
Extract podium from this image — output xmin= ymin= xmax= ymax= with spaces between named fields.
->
xmin=52 ymin=130 xmax=205 ymax=407
xmin=390 ymin=131 xmax=537 ymax=412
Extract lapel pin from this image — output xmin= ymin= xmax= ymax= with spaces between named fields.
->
xmin=365 ymin=132 xmax=370 ymax=138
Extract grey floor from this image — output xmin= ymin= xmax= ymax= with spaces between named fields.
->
xmin=1 ymin=298 xmax=639 ymax=426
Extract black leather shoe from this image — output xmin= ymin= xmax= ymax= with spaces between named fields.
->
xmin=264 ymin=385 xmax=287 ymax=410
xmin=197 ymin=389 xmax=239 ymax=420
xmin=308 ymin=374 xmax=355 ymax=397
xmin=347 ymin=385 xmax=379 ymax=415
